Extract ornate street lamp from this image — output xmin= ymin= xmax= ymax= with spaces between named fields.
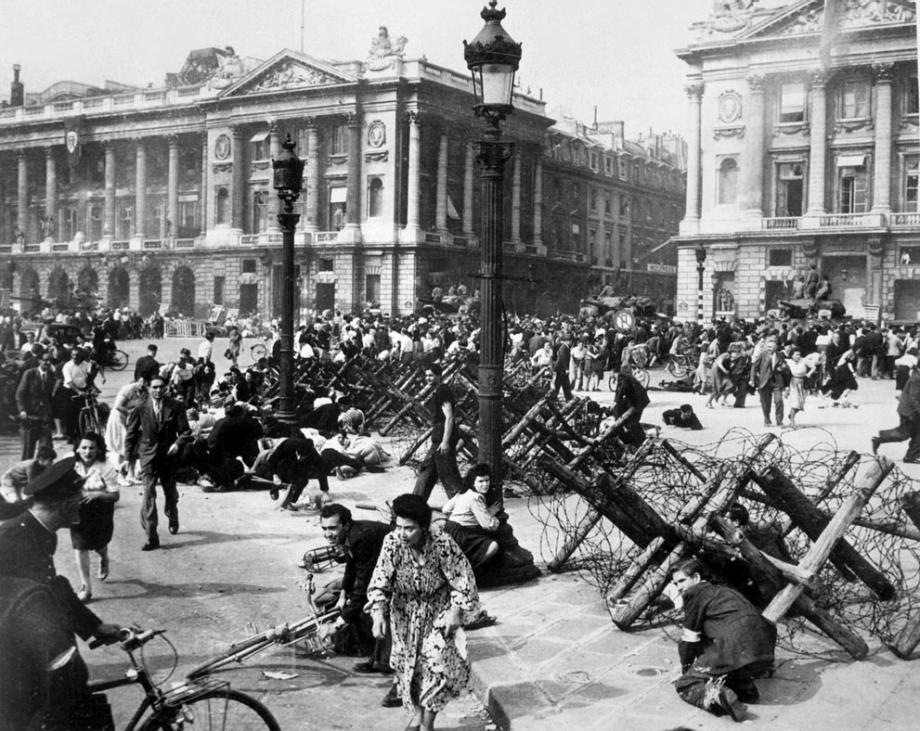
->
xmin=695 ymin=242 xmax=707 ymax=323
xmin=464 ymin=0 xmax=522 ymax=495
xmin=272 ymin=134 xmax=305 ymax=423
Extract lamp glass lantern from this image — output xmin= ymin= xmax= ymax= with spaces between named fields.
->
xmin=272 ymin=135 xmax=304 ymax=203
xmin=695 ymin=243 xmax=707 ymax=267
xmin=463 ymin=1 xmax=522 ymax=122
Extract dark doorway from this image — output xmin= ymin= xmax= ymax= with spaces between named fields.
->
xmin=108 ymin=268 xmax=130 ymax=310
xmin=138 ymin=267 xmax=162 ymax=316
xmin=316 ymin=282 xmax=336 ymax=312
xmin=240 ymin=283 xmax=259 ymax=315
xmin=171 ymin=266 xmax=196 ymax=317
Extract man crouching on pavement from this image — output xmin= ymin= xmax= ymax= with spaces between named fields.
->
xmin=0 ymin=459 xmax=125 ymax=729
xmin=319 ymin=504 xmax=400 ymax=707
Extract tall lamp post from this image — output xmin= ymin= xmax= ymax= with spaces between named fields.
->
xmin=464 ymin=0 xmax=522 ymax=491
xmin=695 ymin=242 xmax=706 ymax=324
xmin=272 ymin=135 xmax=305 ymax=423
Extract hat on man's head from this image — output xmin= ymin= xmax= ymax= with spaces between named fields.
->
xmin=22 ymin=457 xmax=84 ymax=502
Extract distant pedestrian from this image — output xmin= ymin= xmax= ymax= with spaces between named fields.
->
xmin=749 ymin=338 xmax=787 ymax=427
xmin=551 ymin=333 xmax=573 ymax=401
xmin=413 ymin=364 xmax=464 ymax=501
xmin=784 ymin=348 xmax=814 ymax=428
xmin=15 ymin=352 xmax=56 ymax=460
xmin=872 ymin=362 xmax=920 ymax=463
xmin=133 ymin=343 xmax=160 ymax=384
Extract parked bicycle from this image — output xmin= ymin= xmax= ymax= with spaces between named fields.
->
xmin=86 ymin=627 xmax=280 ymax=730
xmin=608 ymin=345 xmax=651 ymax=391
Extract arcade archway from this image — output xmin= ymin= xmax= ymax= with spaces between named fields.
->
xmin=138 ymin=267 xmax=162 ymax=316
xmin=170 ymin=266 xmax=196 ymax=317
xmin=108 ymin=268 xmax=130 ymax=310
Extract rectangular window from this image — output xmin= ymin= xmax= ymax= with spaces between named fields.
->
xmin=768 ymin=248 xmax=793 ymax=267
xmin=838 ymin=166 xmax=869 ymax=213
xmin=179 ymin=200 xmax=199 ymax=234
xmin=776 ymin=162 xmax=805 ymax=216
xmin=241 ymin=259 xmax=257 ymax=274
xmin=365 ymin=273 xmax=381 ymax=305
xmin=779 ymin=82 xmax=806 ymax=123
xmin=908 ymin=75 xmax=919 ymax=115
xmin=319 ymin=257 xmax=334 ymax=272
xmin=331 ymin=125 xmax=347 ymax=155
xmin=841 ymin=79 xmax=869 ymax=119
xmin=213 ymin=276 xmax=225 ymax=305
xmin=618 ymin=158 xmax=627 ymax=180
xmin=905 ymin=157 xmax=920 ymax=212
xmin=252 ymin=190 xmax=269 ymax=233
xmin=250 ymin=132 xmax=270 ymax=161
xmin=604 ymin=196 xmax=612 ymax=215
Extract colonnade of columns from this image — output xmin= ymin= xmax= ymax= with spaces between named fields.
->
xmin=682 ymin=63 xmax=900 ymax=227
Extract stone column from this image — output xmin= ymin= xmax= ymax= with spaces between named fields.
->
xmin=344 ymin=112 xmax=362 ymax=231
xmin=533 ymin=156 xmax=544 ymax=251
xmin=403 ymin=111 xmax=421 ymax=240
xmin=104 ymin=142 xmax=116 ymax=239
xmin=199 ymin=135 xmax=208 ymax=234
xmin=17 ymin=152 xmax=28 ymax=239
xmin=436 ymin=133 xmax=448 ymax=232
xmin=682 ymin=80 xmax=704 ymax=231
xmin=268 ymin=126 xmax=281 ymax=232
xmin=805 ymin=71 xmax=828 ymax=216
xmin=44 ymin=148 xmax=57 ymax=238
xmin=871 ymin=63 xmax=894 ymax=214
xmin=742 ymin=74 xmax=765 ymax=218
xmin=304 ymin=120 xmax=319 ymax=232
xmin=167 ymin=135 xmax=179 ymax=239
xmin=135 ymin=140 xmax=147 ymax=238
xmin=511 ymin=149 xmax=522 ymax=248
xmin=463 ymin=141 xmax=475 ymax=236
xmin=231 ymin=128 xmax=245 ymax=231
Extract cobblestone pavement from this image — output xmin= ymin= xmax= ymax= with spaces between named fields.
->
xmin=1 ymin=338 xmax=918 ymax=730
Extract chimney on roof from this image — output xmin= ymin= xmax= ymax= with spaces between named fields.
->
xmin=593 ymin=105 xmax=598 ymax=130
xmin=10 ymin=65 xmax=23 ymax=107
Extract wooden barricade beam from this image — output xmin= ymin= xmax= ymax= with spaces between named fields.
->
xmin=756 ymin=463 xmax=896 ymax=600
xmin=763 ymin=458 xmax=893 ymax=625
xmin=889 ymin=492 xmax=920 ymax=659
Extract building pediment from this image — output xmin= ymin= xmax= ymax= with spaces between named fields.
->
xmin=219 ymin=49 xmax=357 ymax=97
xmin=741 ymin=0 xmax=916 ymax=41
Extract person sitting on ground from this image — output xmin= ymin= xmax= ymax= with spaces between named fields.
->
xmin=205 ymin=403 xmax=263 ymax=489
xmin=669 ymin=558 xmax=776 ymax=723
xmin=441 ymin=463 xmax=502 ymax=571
xmin=251 ymin=428 xmax=330 ymax=510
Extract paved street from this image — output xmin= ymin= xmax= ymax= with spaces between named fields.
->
xmin=2 ymin=337 xmax=919 ymax=730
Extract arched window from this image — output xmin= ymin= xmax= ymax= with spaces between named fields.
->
xmin=216 ymin=188 xmax=229 ymax=224
xmin=718 ymin=158 xmax=738 ymax=205
xmin=368 ymin=177 xmax=384 ymax=218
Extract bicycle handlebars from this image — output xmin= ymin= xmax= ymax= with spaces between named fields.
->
xmin=89 ymin=627 xmax=165 ymax=651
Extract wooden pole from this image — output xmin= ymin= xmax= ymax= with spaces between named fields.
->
xmin=763 ymin=458 xmax=892 ymax=624
xmin=756 ymin=464 xmax=896 ymax=600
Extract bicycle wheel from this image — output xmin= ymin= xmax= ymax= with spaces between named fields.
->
xmin=607 ymin=373 xmax=618 ymax=391
xmin=139 ymin=688 xmax=280 ymax=730
xmin=109 ymin=350 xmax=129 ymax=371
xmin=78 ymin=408 xmax=101 ymax=437
xmin=666 ymin=359 xmax=689 ymax=379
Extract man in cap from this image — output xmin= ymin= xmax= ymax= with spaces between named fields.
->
xmin=134 ymin=343 xmax=161 ymax=384
xmin=15 ymin=350 xmax=56 ymax=460
xmin=0 ymin=459 xmax=123 ymax=727
xmin=125 ymin=374 xmax=192 ymax=550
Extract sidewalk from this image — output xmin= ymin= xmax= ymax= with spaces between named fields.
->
xmin=460 ymin=376 xmax=920 ymax=730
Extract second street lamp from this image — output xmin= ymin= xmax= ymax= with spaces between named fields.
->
xmin=272 ymin=134 xmax=305 ymax=423
xmin=695 ymin=242 xmax=707 ymax=324
xmin=464 ymin=0 xmax=522 ymax=496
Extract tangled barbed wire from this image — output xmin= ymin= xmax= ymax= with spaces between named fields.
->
xmin=523 ymin=427 xmax=920 ymax=657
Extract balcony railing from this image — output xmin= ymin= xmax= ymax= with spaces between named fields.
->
xmin=174 ymin=238 xmax=195 ymax=249
xmin=51 ymin=243 xmax=70 ymax=252
xmin=763 ymin=217 xmax=800 ymax=230
xmin=239 ymin=234 xmax=259 ymax=245
xmin=143 ymin=239 xmax=163 ymax=249
xmin=311 ymin=231 xmax=339 ymax=244
xmin=818 ymin=213 xmax=880 ymax=228
xmin=892 ymin=212 xmax=920 ymax=227
xmin=109 ymin=240 xmax=129 ymax=251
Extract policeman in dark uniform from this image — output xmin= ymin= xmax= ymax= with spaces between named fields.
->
xmin=0 ymin=458 xmax=122 ymax=729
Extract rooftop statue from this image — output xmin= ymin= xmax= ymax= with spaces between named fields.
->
xmin=366 ymin=26 xmax=408 ymax=71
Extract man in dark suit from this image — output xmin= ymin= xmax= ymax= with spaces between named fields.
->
xmin=125 ymin=374 xmax=191 ymax=550
xmin=749 ymin=337 xmax=788 ymax=427
xmin=15 ymin=351 xmax=56 ymax=460
xmin=133 ymin=343 xmax=161 ymax=384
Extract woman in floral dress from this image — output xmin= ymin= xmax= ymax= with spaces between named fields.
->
xmin=366 ymin=494 xmax=479 ymax=731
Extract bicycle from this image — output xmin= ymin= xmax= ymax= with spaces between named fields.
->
xmin=76 ymin=389 xmax=108 ymax=437
xmin=86 ymin=627 xmax=280 ymax=730
xmin=185 ymin=574 xmax=340 ymax=681
xmin=608 ymin=346 xmax=651 ymax=391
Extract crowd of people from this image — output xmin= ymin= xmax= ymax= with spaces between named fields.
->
xmin=3 ymin=294 xmax=919 ymax=727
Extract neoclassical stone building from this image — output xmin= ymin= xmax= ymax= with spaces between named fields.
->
xmin=0 ymin=38 xmax=684 ymax=319
xmin=674 ymin=0 xmax=919 ymax=321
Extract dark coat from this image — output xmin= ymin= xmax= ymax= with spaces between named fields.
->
xmin=0 ymin=511 xmax=101 ymax=640
xmin=341 ymin=520 xmax=391 ymax=621
xmin=749 ymin=350 xmax=788 ymax=391
xmin=133 ymin=354 xmax=161 ymax=383
xmin=15 ymin=366 xmax=55 ymax=420
xmin=124 ymin=397 xmax=191 ymax=470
